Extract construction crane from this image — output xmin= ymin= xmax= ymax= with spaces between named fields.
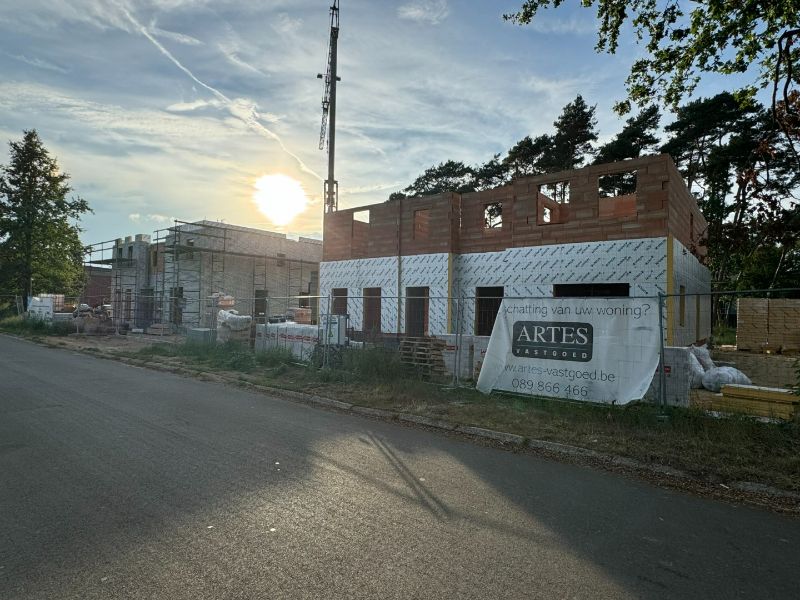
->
xmin=317 ymin=1 xmax=340 ymax=213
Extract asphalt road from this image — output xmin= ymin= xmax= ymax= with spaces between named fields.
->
xmin=1 ymin=335 xmax=798 ymax=600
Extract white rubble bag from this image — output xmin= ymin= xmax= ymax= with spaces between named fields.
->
xmin=217 ymin=309 xmax=252 ymax=331
xmin=689 ymin=343 xmax=715 ymax=371
xmin=687 ymin=352 xmax=705 ymax=389
xmin=701 ymin=366 xmax=752 ymax=392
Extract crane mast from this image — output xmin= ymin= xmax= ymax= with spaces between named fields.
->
xmin=318 ymin=1 xmax=340 ymax=213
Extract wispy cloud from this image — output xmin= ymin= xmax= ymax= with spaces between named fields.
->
xmin=149 ymin=22 xmax=203 ymax=46
xmin=5 ymin=52 xmax=67 ymax=73
xmin=526 ymin=15 xmax=596 ymax=36
xmin=397 ymin=1 xmax=449 ymax=25
xmin=117 ymin=4 xmax=322 ymax=180
xmin=128 ymin=213 xmax=141 ymax=222
xmin=271 ymin=12 xmax=302 ymax=35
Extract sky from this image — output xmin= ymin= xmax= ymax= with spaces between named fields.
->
xmin=0 ymin=0 xmax=749 ymax=245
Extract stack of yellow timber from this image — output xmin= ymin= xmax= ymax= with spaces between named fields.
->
xmin=768 ymin=299 xmax=800 ymax=354
xmin=714 ymin=384 xmax=799 ymax=420
xmin=736 ymin=298 xmax=800 ymax=353
xmin=735 ymin=299 xmax=768 ymax=351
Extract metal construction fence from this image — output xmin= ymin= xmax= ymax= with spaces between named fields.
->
xmin=3 ymin=288 xmax=799 ymax=408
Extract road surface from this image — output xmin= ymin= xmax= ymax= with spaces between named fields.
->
xmin=0 ymin=335 xmax=797 ymax=599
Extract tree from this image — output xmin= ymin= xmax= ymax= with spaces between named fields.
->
xmin=471 ymin=154 xmax=510 ymax=191
xmin=401 ymin=160 xmax=475 ymax=197
xmin=504 ymin=1 xmax=800 ymax=116
xmin=0 ymin=130 xmax=90 ymax=309
xmin=661 ymin=93 xmax=800 ymax=287
xmin=540 ymin=94 xmax=598 ymax=173
xmin=503 ymin=134 xmax=551 ymax=177
xmin=594 ymin=105 xmax=661 ymax=195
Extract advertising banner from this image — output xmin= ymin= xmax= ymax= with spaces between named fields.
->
xmin=476 ymin=298 xmax=660 ymax=404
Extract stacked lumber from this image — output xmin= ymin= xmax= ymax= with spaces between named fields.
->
xmin=736 ymin=298 xmax=800 ymax=353
xmin=399 ymin=336 xmax=446 ymax=378
xmin=768 ymin=299 xmax=800 ymax=354
xmin=735 ymin=299 xmax=768 ymax=351
xmin=713 ymin=384 xmax=799 ymax=420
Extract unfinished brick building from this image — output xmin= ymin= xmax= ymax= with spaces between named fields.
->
xmin=320 ymin=154 xmax=710 ymax=346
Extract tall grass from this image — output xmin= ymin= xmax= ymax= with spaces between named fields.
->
xmin=0 ymin=315 xmax=74 ymax=337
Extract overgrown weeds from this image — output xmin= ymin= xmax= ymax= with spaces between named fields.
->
xmin=0 ymin=315 xmax=73 ymax=337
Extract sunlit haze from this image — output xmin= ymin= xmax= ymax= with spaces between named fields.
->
xmin=253 ymin=174 xmax=309 ymax=226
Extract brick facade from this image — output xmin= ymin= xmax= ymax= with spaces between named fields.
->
xmin=323 ymin=155 xmax=707 ymax=262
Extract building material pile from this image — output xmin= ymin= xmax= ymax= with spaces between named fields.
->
xmin=216 ymin=309 xmax=251 ymax=344
xmin=714 ymin=384 xmax=798 ymax=421
xmin=255 ymin=323 xmax=318 ymax=360
xmin=737 ymin=298 xmax=800 ymax=354
xmin=399 ymin=337 xmax=446 ymax=377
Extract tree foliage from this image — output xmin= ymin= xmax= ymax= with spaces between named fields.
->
xmin=595 ymin=105 xmax=661 ymax=195
xmin=401 ymin=160 xmax=476 ymax=197
xmin=0 ymin=130 xmax=90 ymax=307
xmin=541 ymin=94 xmax=598 ymax=172
xmin=504 ymin=1 xmax=800 ymax=116
xmin=661 ymin=92 xmax=800 ymax=287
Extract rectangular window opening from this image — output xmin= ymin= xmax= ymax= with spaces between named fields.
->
xmin=353 ymin=209 xmax=370 ymax=224
xmin=484 ymin=203 xmax=502 ymax=229
xmin=538 ymin=182 xmax=568 ymax=225
xmin=599 ymin=170 xmax=637 ymax=198
xmin=539 ymin=181 xmax=570 ymax=204
xmin=332 ymin=288 xmax=348 ymax=316
xmin=363 ymin=287 xmax=382 ymax=335
xmin=413 ymin=209 xmax=430 ymax=240
xmin=255 ymin=290 xmax=269 ymax=318
xmin=405 ymin=287 xmax=429 ymax=337
xmin=475 ymin=286 xmax=504 ymax=336
xmin=277 ymin=252 xmax=286 ymax=268
xmin=553 ymin=283 xmax=630 ymax=297
xmin=298 ymin=292 xmax=310 ymax=309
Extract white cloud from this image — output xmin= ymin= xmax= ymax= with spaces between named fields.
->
xmin=149 ymin=24 xmax=203 ymax=46
xmin=526 ymin=15 xmax=596 ymax=36
xmin=5 ymin=52 xmax=67 ymax=73
xmin=147 ymin=213 xmax=171 ymax=223
xmin=397 ymin=0 xmax=449 ymax=25
xmin=128 ymin=213 xmax=141 ymax=222
xmin=272 ymin=13 xmax=302 ymax=35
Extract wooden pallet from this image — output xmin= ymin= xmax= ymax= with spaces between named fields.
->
xmin=399 ymin=336 xmax=447 ymax=377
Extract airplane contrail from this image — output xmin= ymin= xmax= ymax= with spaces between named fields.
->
xmin=118 ymin=4 xmax=322 ymax=181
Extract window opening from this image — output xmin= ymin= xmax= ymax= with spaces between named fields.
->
xmin=475 ymin=287 xmax=504 ymax=336
xmin=484 ymin=203 xmax=502 ymax=229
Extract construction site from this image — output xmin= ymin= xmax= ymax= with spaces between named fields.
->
xmin=82 ymin=220 xmax=322 ymax=333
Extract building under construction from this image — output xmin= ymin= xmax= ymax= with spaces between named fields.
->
xmin=85 ymin=220 xmax=322 ymax=331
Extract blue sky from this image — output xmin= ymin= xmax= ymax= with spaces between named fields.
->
xmin=0 ymin=1 xmax=747 ymax=244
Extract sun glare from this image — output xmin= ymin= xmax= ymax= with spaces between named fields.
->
xmin=253 ymin=174 xmax=309 ymax=226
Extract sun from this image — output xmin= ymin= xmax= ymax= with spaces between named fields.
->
xmin=252 ymin=174 xmax=309 ymax=226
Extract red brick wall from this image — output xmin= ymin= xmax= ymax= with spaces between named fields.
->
xmin=322 ymin=154 xmax=706 ymax=262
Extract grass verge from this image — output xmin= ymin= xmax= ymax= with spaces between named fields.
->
xmin=115 ymin=341 xmax=800 ymax=493
xmin=0 ymin=315 xmax=74 ymax=337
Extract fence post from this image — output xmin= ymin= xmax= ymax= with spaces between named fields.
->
xmin=658 ymin=292 xmax=667 ymax=410
xmin=323 ymin=294 xmax=332 ymax=369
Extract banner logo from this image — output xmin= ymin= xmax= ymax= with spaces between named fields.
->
xmin=512 ymin=321 xmax=593 ymax=362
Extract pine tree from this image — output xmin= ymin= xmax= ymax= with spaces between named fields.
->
xmin=0 ymin=130 xmax=90 ymax=309
xmin=540 ymin=95 xmax=598 ymax=173
xmin=595 ymin=105 xmax=661 ymax=195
